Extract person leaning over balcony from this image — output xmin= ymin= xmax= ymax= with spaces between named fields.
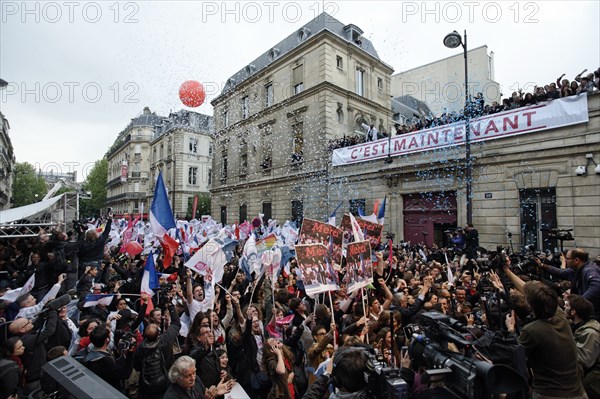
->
xmin=360 ymin=122 xmax=378 ymax=142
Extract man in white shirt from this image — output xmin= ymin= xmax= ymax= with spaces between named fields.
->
xmin=361 ymin=123 xmax=378 ymax=141
xmin=185 ymin=270 xmax=211 ymax=323
xmin=16 ymin=273 xmax=66 ymax=320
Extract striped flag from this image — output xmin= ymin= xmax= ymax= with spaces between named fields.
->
xmin=83 ymin=294 xmax=114 ymax=308
xmin=150 ymin=171 xmax=176 ymax=239
xmin=377 ymin=196 xmax=386 ymax=225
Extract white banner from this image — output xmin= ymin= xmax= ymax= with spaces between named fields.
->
xmin=332 ymin=93 xmax=589 ymax=166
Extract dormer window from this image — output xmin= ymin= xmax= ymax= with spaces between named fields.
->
xmin=268 ymin=48 xmax=280 ymax=61
xmin=226 ymin=78 xmax=236 ymax=90
xmin=343 ymin=24 xmax=364 ymax=47
xmin=245 ymin=64 xmax=256 ymax=75
xmin=297 ymin=27 xmax=311 ymax=42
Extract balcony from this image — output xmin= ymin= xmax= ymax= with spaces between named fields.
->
xmin=106 ymin=192 xmax=146 ymax=203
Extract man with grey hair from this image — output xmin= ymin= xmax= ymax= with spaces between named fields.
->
xmin=164 ymin=356 xmax=235 ymax=399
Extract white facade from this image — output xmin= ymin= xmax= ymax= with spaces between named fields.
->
xmin=391 ymin=46 xmax=500 ymax=117
xmin=0 ymin=112 xmax=16 ymax=211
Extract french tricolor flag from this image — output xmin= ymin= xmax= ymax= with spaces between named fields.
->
xmin=150 ymin=172 xmax=179 ymax=267
xmin=83 ymin=294 xmax=115 ymax=308
xmin=141 ymin=251 xmax=160 ymax=315
xmin=150 ymin=171 xmax=176 ymax=240
xmin=377 ymin=196 xmax=386 ymax=225
xmin=141 ymin=252 xmax=159 ymax=297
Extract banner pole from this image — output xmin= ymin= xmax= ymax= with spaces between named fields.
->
xmin=327 ymin=290 xmax=337 ymax=348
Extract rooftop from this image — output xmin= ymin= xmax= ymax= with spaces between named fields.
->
xmin=218 ymin=12 xmax=381 ymax=96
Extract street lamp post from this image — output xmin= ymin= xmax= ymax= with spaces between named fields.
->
xmin=444 ymin=30 xmax=472 ymax=225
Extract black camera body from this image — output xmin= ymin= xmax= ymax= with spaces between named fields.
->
xmin=363 ymin=349 xmax=409 ymax=399
xmin=115 ymin=330 xmax=136 ymax=353
xmin=410 ymin=312 xmax=526 ymax=399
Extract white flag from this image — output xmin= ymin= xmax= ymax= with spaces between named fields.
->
xmin=0 ymin=274 xmax=35 ymax=303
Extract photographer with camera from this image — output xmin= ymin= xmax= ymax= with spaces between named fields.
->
xmin=74 ymin=324 xmax=134 ymax=393
xmin=536 ymin=249 xmax=600 ymax=316
xmin=502 ymin=256 xmax=587 ymax=399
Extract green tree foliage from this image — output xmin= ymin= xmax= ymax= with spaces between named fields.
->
xmin=187 ymin=193 xmax=211 ymax=219
xmin=80 ymin=159 xmax=108 ymax=218
xmin=13 ymin=162 xmax=48 ymax=207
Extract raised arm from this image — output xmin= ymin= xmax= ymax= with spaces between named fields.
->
xmin=502 ymin=258 xmax=525 ymax=295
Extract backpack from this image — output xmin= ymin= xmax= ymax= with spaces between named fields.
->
xmin=141 ymin=345 xmax=168 ymax=392
xmin=0 ymin=358 xmax=18 ymax=380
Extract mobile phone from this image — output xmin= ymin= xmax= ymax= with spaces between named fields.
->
xmin=401 ymin=346 xmax=408 ymax=356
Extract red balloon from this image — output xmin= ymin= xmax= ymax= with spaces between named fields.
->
xmin=179 ymin=80 xmax=206 ymax=108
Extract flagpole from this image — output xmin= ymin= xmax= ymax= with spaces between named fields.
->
xmin=327 ymin=291 xmax=337 ymax=348
xmin=272 ymin=279 xmax=275 ymax=309
xmin=361 ymin=287 xmax=369 ymax=344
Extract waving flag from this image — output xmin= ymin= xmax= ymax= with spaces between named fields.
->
xmin=83 ymin=294 xmax=115 ymax=308
xmin=377 ymin=196 xmax=386 ymax=225
xmin=141 ymin=251 xmax=160 ymax=297
xmin=150 ymin=171 xmax=176 ymax=239
xmin=348 ymin=213 xmax=365 ymax=242
xmin=327 ymin=201 xmax=343 ymax=227
xmin=0 ymin=273 xmax=35 ymax=302
xmin=262 ymin=247 xmax=282 ymax=281
xmin=240 ymin=235 xmax=262 ymax=280
xmin=161 ymin=234 xmax=179 ymax=268
xmin=150 ymin=172 xmax=178 ymax=267
xmin=141 ymin=251 xmax=160 ymax=315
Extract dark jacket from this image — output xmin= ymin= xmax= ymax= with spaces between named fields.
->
xmin=46 ymin=318 xmax=73 ymax=350
xmin=0 ymin=358 xmax=21 ymax=399
xmin=21 ymin=310 xmax=58 ymax=382
xmin=190 ymin=345 xmax=221 ymax=389
xmin=545 ymin=261 xmax=600 ymax=314
xmin=75 ymin=347 xmax=133 ymax=390
xmin=133 ymin=304 xmax=181 ymax=394
xmin=163 ymin=376 xmax=207 ymax=399
xmin=78 ymin=221 xmax=112 ymax=264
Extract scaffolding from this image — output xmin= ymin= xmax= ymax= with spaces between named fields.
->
xmin=0 ymin=192 xmax=80 ymax=238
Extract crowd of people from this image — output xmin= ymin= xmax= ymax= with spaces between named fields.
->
xmin=0 ymin=217 xmax=599 ymax=399
xmin=328 ymin=67 xmax=600 ymax=150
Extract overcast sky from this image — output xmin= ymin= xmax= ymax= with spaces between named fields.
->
xmin=1 ymin=0 xmax=598 ymax=182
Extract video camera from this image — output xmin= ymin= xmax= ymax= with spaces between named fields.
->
xmin=334 ymin=346 xmax=409 ymax=399
xmin=408 ymin=312 xmax=526 ymax=399
xmin=364 ymin=349 xmax=409 ymax=398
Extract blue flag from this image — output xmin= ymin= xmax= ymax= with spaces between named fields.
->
xmin=150 ymin=171 xmax=176 ymax=237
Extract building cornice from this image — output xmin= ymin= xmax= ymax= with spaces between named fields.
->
xmin=212 ymin=29 xmax=394 ymax=107
xmin=213 ymin=80 xmax=392 ymax=138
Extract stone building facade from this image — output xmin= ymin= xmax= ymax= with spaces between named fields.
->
xmin=106 ymin=107 xmax=213 ymax=218
xmin=106 ymin=107 xmax=163 ymax=217
xmin=391 ymin=46 xmax=501 ymax=118
xmin=149 ymin=110 xmax=213 ymax=219
xmin=210 ymin=13 xmax=394 ymax=225
xmin=0 ymin=111 xmax=15 ymax=211
xmin=330 ymin=94 xmax=600 ymax=255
